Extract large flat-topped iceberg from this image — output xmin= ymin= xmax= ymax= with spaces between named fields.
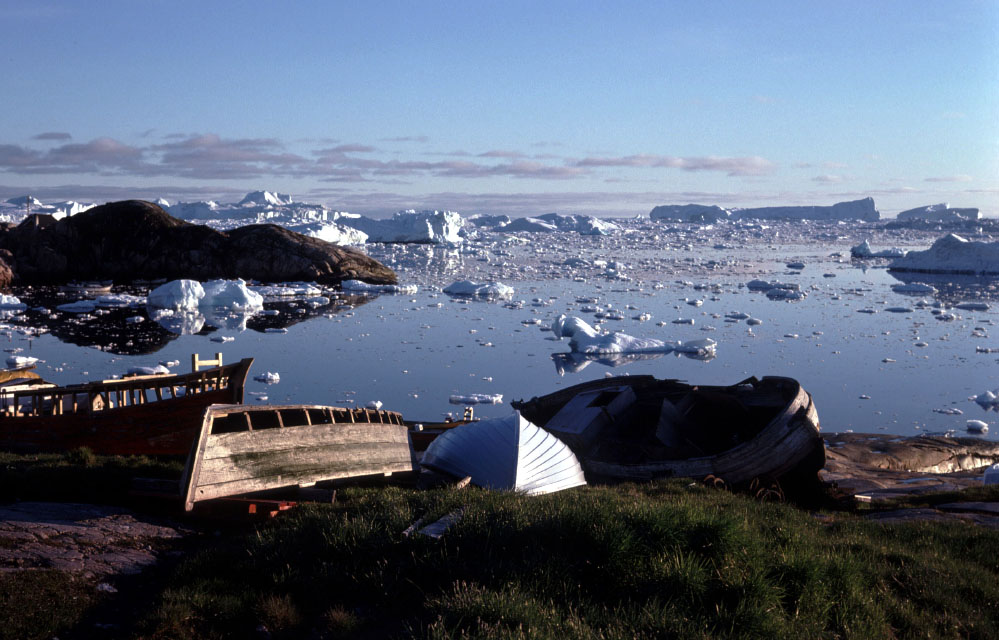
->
xmin=889 ymin=234 xmax=999 ymax=275
xmin=649 ymin=198 xmax=880 ymax=222
xmin=336 ymin=209 xmax=464 ymax=244
xmin=896 ymin=203 xmax=980 ymax=222
xmin=238 ymin=191 xmax=293 ymax=207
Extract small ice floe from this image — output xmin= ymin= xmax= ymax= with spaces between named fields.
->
xmin=882 ymin=358 xmax=896 ymax=363
xmin=250 ymin=283 xmax=323 ymax=298
xmin=126 ymin=315 xmax=145 ymax=324
xmin=859 ymin=394 xmax=871 ymax=400
xmin=850 ymin=239 xmax=907 ymax=258
xmin=56 ymin=300 xmax=98 ymax=313
xmin=746 ymin=279 xmax=776 ymax=291
xmin=449 ymin=393 xmax=503 ymax=405
xmin=857 ymin=308 xmax=878 ymax=314
xmin=786 ymin=261 xmax=805 ymax=270
xmin=670 ymin=338 xmax=717 ymax=357
xmin=784 ymin=333 xmax=799 ymax=339
xmin=891 ymin=283 xmax=936 ymax=294
xmin=966 ymin=420 xmax=989 ymax=434
xmin=633 ymin=313 xmax=652 ymax=322
xmin=210 ymin=335 xmax=235 ymax=343
xmin=341 ymin=280 xmax=418 ymax=294
xmin=264 ymin=327 xmax=288 ymax=333
xmin=672 ymin=318 xmax=695 ymax=325
xmin=127 ymin=364 xmax=170 ymax=376
xmin=443 ymin=280 xmax=514 ymax=299
xmin=95 ymin=294 xmax=146 ymax=308
xmin=746 ymin=317 xmax=763 ymax=326
xmin=686 ymin=299 xmax=703 ymax=307
xmin=766 ymin=284 xmax=806 ymax=301
xmin=974 ymin=390 xmax=998 ymax=408
xmin=932 ymin=407 xmax=962 ymax=415
xmin=366 ymin=400 xmax=383 ymax=410
xmin=955 ymin=302 xmax=990 ymax=311
xmin=254 ymin=372 xmax=281 ymax=384
xmin=726 ymin=311 xmax=750 ymax=320
xmin=5 ymin=355 xmax=39 ymax=369
xmin=884 ymin=307 xmax=913 ymax=313
xmin=160 ymin=359 xmax=180 ymax=368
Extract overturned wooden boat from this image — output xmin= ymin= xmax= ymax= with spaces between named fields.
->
xmin=0 ymin=356 xmax=253 ymax=455
xmin=182 ymin=403 xmax=415 ymax=511
xmin=511 ymin=375 xmax=824 ymax=486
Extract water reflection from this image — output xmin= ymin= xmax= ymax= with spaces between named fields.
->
xmin=551 ymin=348 xmax=715 ymax=375
xmin=0 ymin=286 xmax=376 ymax=355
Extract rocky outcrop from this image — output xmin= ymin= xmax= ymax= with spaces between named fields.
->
xmin=0 ymin=200 xmax=396 ymax=285
xmin=0 ymin=249 xmax=13 ymax=289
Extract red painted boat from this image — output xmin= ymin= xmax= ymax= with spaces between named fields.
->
xmin=0 ymin=357 xmax=253 ymax=455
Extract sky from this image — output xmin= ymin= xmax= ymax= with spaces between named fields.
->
xmin=1 ymin=1 xmax=996 ymax=218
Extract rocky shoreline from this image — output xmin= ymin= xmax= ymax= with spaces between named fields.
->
xmin=0 ymin=199 xmax=397 ymax=287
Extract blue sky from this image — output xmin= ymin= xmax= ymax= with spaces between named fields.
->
xmin=1 ymin=1 xmax=996 ymax=217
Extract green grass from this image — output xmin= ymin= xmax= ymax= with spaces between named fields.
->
xmin=0 ymin=448 xmax=185 ymax=505
xmin=1 ymin=452 xmax=997 ymax=639
xmin=134 ymin=482 xmax=999 ymax=639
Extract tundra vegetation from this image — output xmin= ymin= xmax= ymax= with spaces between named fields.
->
xmin=0 ymin=451 xmax=997 ymax=639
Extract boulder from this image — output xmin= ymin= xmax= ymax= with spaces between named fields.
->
xmin=0 ymin=200 xmax=396 ymax=285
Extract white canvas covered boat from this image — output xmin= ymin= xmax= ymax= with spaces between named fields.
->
xmin=420 ymin=412 xmax=587 ymax=495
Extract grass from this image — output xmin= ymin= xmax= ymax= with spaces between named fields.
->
xmin=136 ymin=482 xmax=999 ymax=639
xmin=1 ymin=452 xmax=997 ymax=639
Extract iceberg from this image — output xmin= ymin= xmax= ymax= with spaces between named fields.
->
xmin=889 ymin=234 xmax=999 ymax=275
xmin=896 ymin=203 xmax=980 ymax=222
xmin=851 ymin=239 xmax=907 ymax=258
xmin=336 ymin=209 xmax=465 ymax=244
xmin=444 ymin=280 xmax=514 ymax=299
xmin=649 ymin=204 xmax=731 ymax=222
xmin=650 ymin=198 xmax=879 ymax=222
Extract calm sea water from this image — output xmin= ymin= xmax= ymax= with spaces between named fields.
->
xmin=4 ymin=224 xmax=997 ymax=439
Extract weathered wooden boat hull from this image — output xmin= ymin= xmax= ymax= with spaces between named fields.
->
xmin=512 ymin=375 xmax=824 ymax=486
xmin=0 ymin=359 xmax=253 ymax=455
xmin=183 ymin=404 xmax=414 ymax=511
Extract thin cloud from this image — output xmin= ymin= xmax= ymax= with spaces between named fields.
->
xmin=477 ymin=150 xmax=528 ymax=159
xmin=812 ymin=175 xmax=844 ymax=183
xmin=924 ymin=175 xmax=973 ymax=183
xmin=31 ymin=132 xmax=72 ymax=141
xmin=574 ymin=154 xmax=776 ymax=177
xmin=380 ymin=135 xmax=430 ymax=143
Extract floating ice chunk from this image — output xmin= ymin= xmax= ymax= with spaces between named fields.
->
xmin=956 ymin=302 xmax=990 ymax=311
xmin=672 ymin=318 xmax=695 ymax=325
xmin=766 ymin=287 xmax=807 ymax=301
xmin=5 ymin=355 xmax=39 ymax=369
xmin=551 ymin=314 xmax=597 ymax=339
xmin=726 ymin=312 xmax=750 ymax=320
xmin=56 ymin=300 xmax=97 ymax=313
xmin=891 ymin=283 xmax=936 ymax=294
xmin=126 ymin=315 xmax=144 ymax=324
xmin=671 ymin=338 xmax=717 ymax=356
xmin=746 ymin=279 xmax=776 ymax=291
xmin=202 ymin=279 xmax=263 ymax=311
xmin=96 ymin=294 xmax=146 ymax=308
xmin=127 ymin=365 xmax=170 ymax=376
xmin=444 ymin=280 xmax=514 ymax=299
xmin=0 ymin=295 xmax=26 ymax=312
xmin=251 ymin=283 xmax=323 ymax=298
xmin=786 ymin=261 xmax=805 ymax=270
xmin=366 ymin=400 xmax=383 ymax=410
xmin=341 ymin=279 xmax=419 ymax=294
xmin=889 ymin=234 xmax=999 ymax=275
xmin=974 ymin=390 xmax=998 ymax=408
xmin=264 ymin=327 xmax=288 ymax=333
xmin=746 ymin=317 xmax=763 ymax=326
xmin=148 ymin=279 xmax=205 ymax=311
xmin=449 ymin=393 xmax=503 ymax=405
xmin=966 ymin=420 xmax=989 ymax=434
xmin=210 ymin=335 xmax=235 ymax=343
xmin=884 ymin=307 xmax=913 ymax=313
xmin=851 ymin=239 xmax=907 ymax=258
xmin=254 ymin=372 xmax=280 ymax=383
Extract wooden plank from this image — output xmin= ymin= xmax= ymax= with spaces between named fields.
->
xmin=196 ymin=438 xmax=413 ymax=485
xmin=203 ymin=424 xmax=410 ymax=459
xmin=190 ymin=457 xmax=414 ymax=503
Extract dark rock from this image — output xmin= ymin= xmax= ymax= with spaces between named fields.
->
xmin=0 ymin=200 xmax=396 ymax=285
xmin=0 ymin=249 xmax=13 ymax=289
